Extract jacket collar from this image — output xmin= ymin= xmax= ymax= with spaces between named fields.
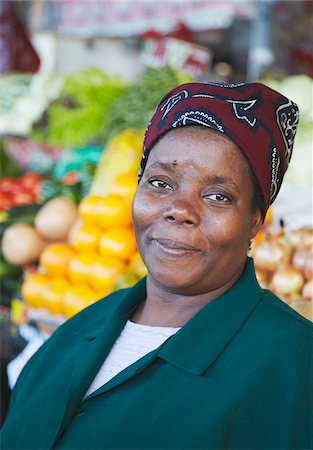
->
xmin=75 ymin=257 xmax=263 ymax=376
xmin=158 ymin=257 xmax=264 ymax=374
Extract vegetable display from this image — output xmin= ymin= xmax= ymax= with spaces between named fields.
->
xmin=102 ymin=66 xmax=192 ymax=141
xmin=251 ymin=225 xmax=312 ymax=320
xmin=31 ymin=68 xmax=125 ymax=148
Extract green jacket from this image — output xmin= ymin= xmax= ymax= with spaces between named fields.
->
xmin=1 ymin=258 xmax=312 ymax=449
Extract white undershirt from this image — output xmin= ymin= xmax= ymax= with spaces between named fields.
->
xmin=84 ymin=320 xmax=180 ymax=397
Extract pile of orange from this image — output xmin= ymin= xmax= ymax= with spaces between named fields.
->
xmin=21 ymin=172 xmax=146 ymax=319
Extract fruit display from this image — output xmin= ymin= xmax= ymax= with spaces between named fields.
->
xmin=7 ymin=129 xmax=148 ymax=320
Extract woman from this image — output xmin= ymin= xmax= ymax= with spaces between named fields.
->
xmin=1 ymin=82 xmax=312 ymax=449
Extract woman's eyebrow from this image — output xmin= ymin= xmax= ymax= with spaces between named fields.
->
xmin=146 ymin=161 xmax=175 ymax=172
xmin=203 ymin=175 xmax=240 ymax=193
xmin=146 ymin=162 xmax=239 ymax=192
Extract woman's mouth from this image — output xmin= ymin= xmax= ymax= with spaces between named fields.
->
xmin=152 ymin=238 xmax=201 ymax=258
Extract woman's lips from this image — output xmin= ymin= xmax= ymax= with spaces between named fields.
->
xmin=152 ymin=238 xmax=201 ymax=257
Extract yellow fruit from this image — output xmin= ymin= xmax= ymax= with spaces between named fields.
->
xmin=63 ymin=284 xmax=96 ymax=318
xmin=128 ymin=251 xmax=147 ymax=278
xmin=99 ymin=227 xmax=137 ymax=261
xmin=114 ymin=271 xmax=139 ymax=290
xmin=79 ymin=196 xmax=102 ymax=224
xmin=79 ymin=195 xmax=132 ymax=228
xmin=70 ymin=222 xmax=102 ymax=252
xmin=109 ymin=173 xmax=138 ymax=202
xmin=39 ymin=243 xmax=75 ymax=276
xmin=68 ymin=251 xmax=99 ymax=284
xmin=90 ymin=129 xmax=144 ymax=196
xmin=89 ymin=255 xmax=126 ymax=291
xmin=21 ymin=273 xmax=50 ymax=309
xmin=42 ymin=277 xmax=70 ymax=315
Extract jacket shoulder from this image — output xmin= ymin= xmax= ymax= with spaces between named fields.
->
xmin=261 ymin=289 xmax=313 ymax=331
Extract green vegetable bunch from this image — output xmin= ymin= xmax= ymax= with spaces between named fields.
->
xmin=31 ymin=68 xmax=125 ymax=148
xmin=103 ymin=66 xmax=192 ymax=141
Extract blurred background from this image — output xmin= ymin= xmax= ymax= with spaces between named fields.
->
xmin=0 ymin=0 xmax=312 ymax=426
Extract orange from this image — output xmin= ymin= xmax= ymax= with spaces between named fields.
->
xmin=98 ymin=227 xmax=137 ymax=261
xmin=21 ymin=272 xmax=50 ymax=309
xmin=70 ymin=222 xmax=103 ymax=252
xmin=39 ymin=243 xmax=75 ymax=276
xmin=42 ymin=277 xmax=70 ymax=315
xmin=63 ymin=284 xmax=96 ymax=318
xmin=68 ymin=251 xmax=99 ymax=284
xmin=109 ymin=173 xmax=138 ymax=202
xmin=89 ymin=255 xmax=126 ymax=291
xmin=79 ymin=195 xmax=132 ymax=228
xmin=78 ymin=196 xmax=103 ymax=224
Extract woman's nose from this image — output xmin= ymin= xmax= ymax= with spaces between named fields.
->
xmin=163 ymin=199 xmax=200 ymax=226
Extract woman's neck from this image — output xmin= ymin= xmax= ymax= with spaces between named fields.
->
xmin=131 ymin=270 xmax=242 ymax=328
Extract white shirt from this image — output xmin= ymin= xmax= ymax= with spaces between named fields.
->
xmin=85 ymin=320 xmax=180 ymax=397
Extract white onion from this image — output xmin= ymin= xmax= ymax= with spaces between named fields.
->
xmin=254 ymin=239 xmax=291 ymax=273
xmin=288 ymin=227 xmax=313 ymax=249
xmin=272 ymin=265 xmax=305 ymax=296
xmin=302 ymin=279 xmax=313 ymax=301
xmin=292 ymin=248 xmax=310 ymax=272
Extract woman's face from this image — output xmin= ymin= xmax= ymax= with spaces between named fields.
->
xmin=132 ymin=126 xmax=262 ymax=295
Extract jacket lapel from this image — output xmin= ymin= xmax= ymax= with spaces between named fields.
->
xmin=158 ymin=258 xmax=264 ymax=374
xmin=51 ymin=279 xmax=147 ymax=446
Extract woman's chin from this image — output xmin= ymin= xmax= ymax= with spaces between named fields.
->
xmin=147 ymin=270 xmax=200 ymax=295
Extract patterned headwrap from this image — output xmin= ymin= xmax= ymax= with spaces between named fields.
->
xmin=139 ymin=82 xmax=299 ymax=216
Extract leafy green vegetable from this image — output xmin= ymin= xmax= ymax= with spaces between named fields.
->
xmin=0 ymin=140 xmax=22 ymax=178
xmin=103 ymin=66 xmax=192 ymax=141
xmin=31 ymin=68 xmax=126 ymax=148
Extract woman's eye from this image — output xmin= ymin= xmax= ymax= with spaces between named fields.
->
xmin=149 ymin=179 xmax=173 ymax=190
xmin=204 ymin=193 xmax=230 ymax=203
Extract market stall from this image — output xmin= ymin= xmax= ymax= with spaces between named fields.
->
xmin=0 ymin=0 xmax=312 ymax=426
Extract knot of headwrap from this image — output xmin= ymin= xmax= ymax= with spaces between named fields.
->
xmin=139 ymin=82 xmax=299 ymax=216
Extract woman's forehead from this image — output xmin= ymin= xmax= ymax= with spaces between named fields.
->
xmin=147 ymin=126 xmax=249 ymax=171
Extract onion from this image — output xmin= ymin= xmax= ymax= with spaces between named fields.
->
xmin=272 ymin=264 xmax=305 ymax=298
xmin=2 ymin=223 xmax=46 ymax=266
xmin=288 ymin=227 xmax=313 ymax=249
xmin=292 ymin=248 xmax=310 ymax=272
xmin=302 ymin=279 xmax=313 ymax=301
xmin=35 ymin=197 xmax=78 ymax=241
xmin=304 ymin=252 xmax=313 ymax=280
xmin=254 ymin=238 xmax=291 ymax=273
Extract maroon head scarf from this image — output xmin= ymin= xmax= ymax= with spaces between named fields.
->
xmin=139 ymin=82 xmax=299 ymax=216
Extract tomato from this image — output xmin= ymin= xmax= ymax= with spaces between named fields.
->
xmin=0 ymin=177 xmax=16 ymax=193
xmin=19 ymin=172 xmax=43 ymax=197
xmin=0 ymin=192 xmax=14 ymax=210
xmin=20 ymin=172 xmax=43 ymax=190
xmin=13 ymin=191 xmax=36 ymax=206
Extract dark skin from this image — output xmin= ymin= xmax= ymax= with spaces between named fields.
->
xmin=131 ymin=126 xmax=263 ymax=327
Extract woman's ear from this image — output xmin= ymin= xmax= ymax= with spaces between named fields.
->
xmin=249 ymin=208 xmax=264 ymax=240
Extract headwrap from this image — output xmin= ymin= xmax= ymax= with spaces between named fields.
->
xmin=139 ymin=82 xmax=299 ymax=216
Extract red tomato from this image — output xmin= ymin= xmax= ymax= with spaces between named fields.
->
xmin=13 ymin=191 xmax=36 ymax=206
xmin=0 ymin=192 xmax=14 ymax=210
xmin=20 ymin=172 xmax=43 ymax=191
xmin=0 ymin=177 xmax=16 ymax=193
